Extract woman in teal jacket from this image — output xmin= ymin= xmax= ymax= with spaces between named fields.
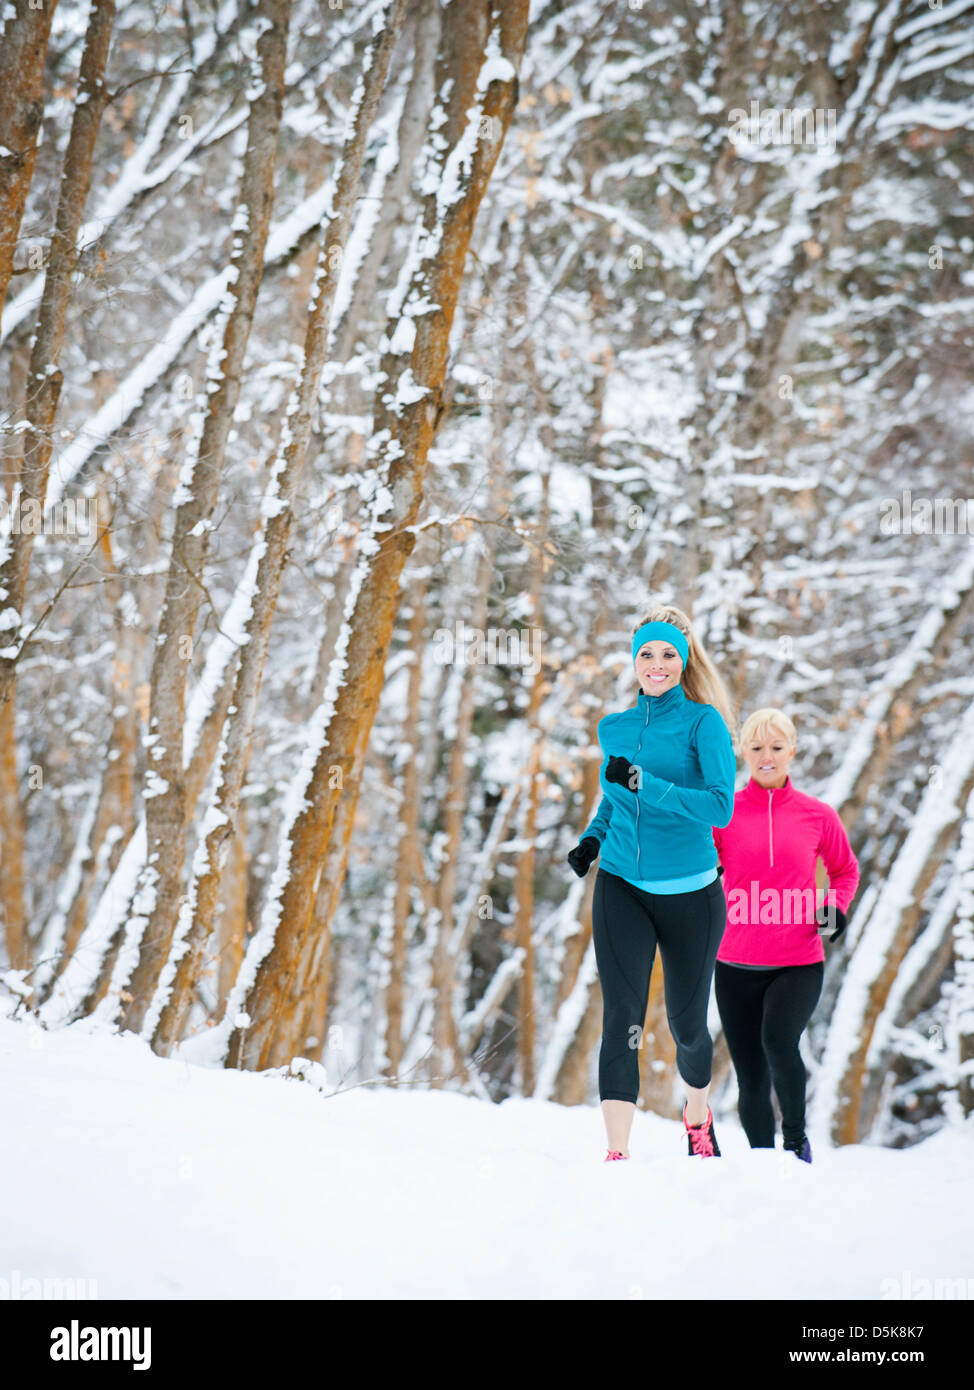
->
xmin=568 ymin=604 xmax=737 ymax=1161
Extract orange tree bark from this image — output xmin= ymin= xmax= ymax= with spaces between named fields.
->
xmin=0 ymin=689 xmax=26 ymax=968
xmin=0 ymin=0 xmax=114 ymax=971
xmin=0 ymin=0 xmax=60 ymax=327
xmin=825 ymin=700 xmax=974 ymax=1144
xmin=428 ymin=478 xmax=505 ymax=1088
xmin=0 ymin=0 xmax=114 ymax=679
xmin=511 ymin=470 xmax=550 ymax=1098
xmin=507 ymin=231 xmax=554 ymax=1097
xmin=147 ymin=0 xmax=409 ymax=1055
xmin=120 ymin=0 xmax=292 ymax=1034
xmin=35 ymin=551 xmax=247 ymax=1028
xmin=548 ymin=273 xmax=615 ymax=1103
xmin=382 ymin=575 xmax=427 ymax=1078
xmin=224 ymin=0 xmax=530 ymax=1072
xmin=36 ymin=495 xmax=137 ymax=1000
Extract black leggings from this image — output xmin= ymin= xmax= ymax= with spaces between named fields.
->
xmin=592 ymin=868 xmax=726 ymax=1103
xmin=714 ymin=960 xmax=824 ymax=1147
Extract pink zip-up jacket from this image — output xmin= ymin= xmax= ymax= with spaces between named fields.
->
xmin=712 ymin=775 xmax=859 ymax=966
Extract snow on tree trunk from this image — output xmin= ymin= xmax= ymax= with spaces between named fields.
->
xmin=0 ymin=0 xmax=115 ymax=673
xmin=120 ymin=0 xmax=292 ymax=1035
xmin=0 ymin=687 xmax=26 ymax=968
xmin=219 ymin=1 xmax=530 ymax=1074
xmin=35 ymin=551 xmax=255 ymax=1028
xmin=0 ymin=0 xmax=116 ymax=973
xmin=812 ymin=697 xmax=974 ymax=1144
xmin=545 ymin=280 xmax=616 ymax=1107
xmin=0 ymin=0 xmax=60 ymax=328
xmin=382 ymin=574 xmax=428 ymax=1079
xmin=146 ymin=0 xmax=410 ymax=1056
xmin=861 ymin=861 xmax=961 ymax=1137
xmin=823 ymin=547 xmax=974 ymax=828
xmin=428 ymin=481 xmax=505 ymax=1089
xmin=510 ymin=468 xmax=550 ymax=1098
xmin=0 ymin=0 xmax=242 ymax=347
xmin=949 ymin=798 xmax=974 ymax=1118
xmin=216 ymin=797 xmax=248 ymax=1019
xmin=331 ymin=0 xmax=440 ymax=368
xmin=34 ymin=496 xmax=137 ymax=1002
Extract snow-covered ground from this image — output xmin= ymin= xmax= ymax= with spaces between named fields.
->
xmin=1 ymin=1012 xmax=971 ymax=1301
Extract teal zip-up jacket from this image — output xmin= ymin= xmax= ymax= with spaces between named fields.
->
xmin=581 ymin=681 xmax=736 ymax=883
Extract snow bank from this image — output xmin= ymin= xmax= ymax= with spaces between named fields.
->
xmin=0 ymin=1014 xmax=970 ymax=1300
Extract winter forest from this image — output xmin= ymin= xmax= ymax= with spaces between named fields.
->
xmin=2 ymin=0 xmax=974 ymax=1195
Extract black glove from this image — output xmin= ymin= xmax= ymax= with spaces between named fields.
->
xmin=816 ymin=904 xmax=847 ymax=942
xmin=605 ymin=754 xmax=641 ymax=793
xmin=567 ymin=836 xmax=600 ymax=878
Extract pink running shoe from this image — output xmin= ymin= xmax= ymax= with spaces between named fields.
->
xmin=683 ymin=1102 xmax=721 ymax=1157
xmin=604 ymin=1149 xmax=629 ymax=1162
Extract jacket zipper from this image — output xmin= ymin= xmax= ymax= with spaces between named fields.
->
xmin=634 ymin=699 xmax=650 ymax=877
xmin=768 ymin=789 xmax=774 ymax=866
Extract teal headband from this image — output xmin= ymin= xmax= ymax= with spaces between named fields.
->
xmin=632 ymin=621 xmax=688 ymax=669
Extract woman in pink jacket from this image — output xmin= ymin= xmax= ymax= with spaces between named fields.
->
xmin=712 ymin=707 xmax=859 ymax=1163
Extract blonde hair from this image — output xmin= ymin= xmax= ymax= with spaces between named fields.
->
xmin=739 ymin=706 xmax=797 ymax=750
xmin=632 ymin=603 xmax=737 ymax=733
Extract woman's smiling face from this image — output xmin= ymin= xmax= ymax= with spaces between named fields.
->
xmin=634 ymin=640 xmax=683 ymax=696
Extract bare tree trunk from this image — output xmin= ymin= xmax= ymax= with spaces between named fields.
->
xmin=511 ymin=467 xmax=550 ymax=1098
xmin=815 ymin=698 xmax=974 ymax=1143
xmin=282 ymin=548 xmax=375 ymax=1064
xmin=428 ymin=482 xmax=505 ymax=1088
xmin=506 ymin=227 xmax=557 ymax=1098
xmin=0 ymin=0 xmax=115 ymax=973
xmin=940 ymin=834 xmax=974 ymax=1131
xmin=294 ymin=834 xmax=341 ymax=1063
xmin=216 ymin=799 xmax=248 ymax=1020
xmin=0 ymin=337 xmax=30 ymax=492
xmin=383 ymin=574 xmax=427 ymax=1078
xmin=550 ymin=941 xmax=603 ymax=1107
xmin=857 ymin=873 xmax=961 ymax=1133
xmin=430 ymin=214 xmax=527 ymax=1089
xmin=35 ymin=494 xmax=137 ymax=1000
xmin=331 ymin=0 xmax=440 ymax=365
xmin=689 ymin=2 xmax=907 ymax=680
xmin=279 ymin=780 xmax=358 ymax=1068
xmin=36 ymin=552 xmax=249 ymax=1028
xmin=223 ymin=0 xmax=529 ymax=1073
xmin=149 ymin=0 xmax=410 ymax=1056
xmin=824 ymin=549 xmax=974 ymax=830
xmin=0 ymin=0 xmax=256 ymax=347
xmin=549 ymin=272 xmax=615 ymax=1103
xmin=301 ymin=532 xmax=360 ymax=710
xmin=0 ymin=0 xmax=60 ymax=326
xmin=0 ymin=0 xmax=115 ymax=700
xmin=121 ymin=0 xmax=292 ymax=1033
xmin=0 ymin=687 xmax=26 ymax=968
xmin=376 ymin=773 xmax=522 ymax=1082
xmin=275 ymin=77 xmax=450 ymax=1047
xmin=637 ymin=966 xmax=678 ymax=1116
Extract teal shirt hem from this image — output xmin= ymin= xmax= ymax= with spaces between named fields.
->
xmin=622 ymin=866 xmax=718 ymax=894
